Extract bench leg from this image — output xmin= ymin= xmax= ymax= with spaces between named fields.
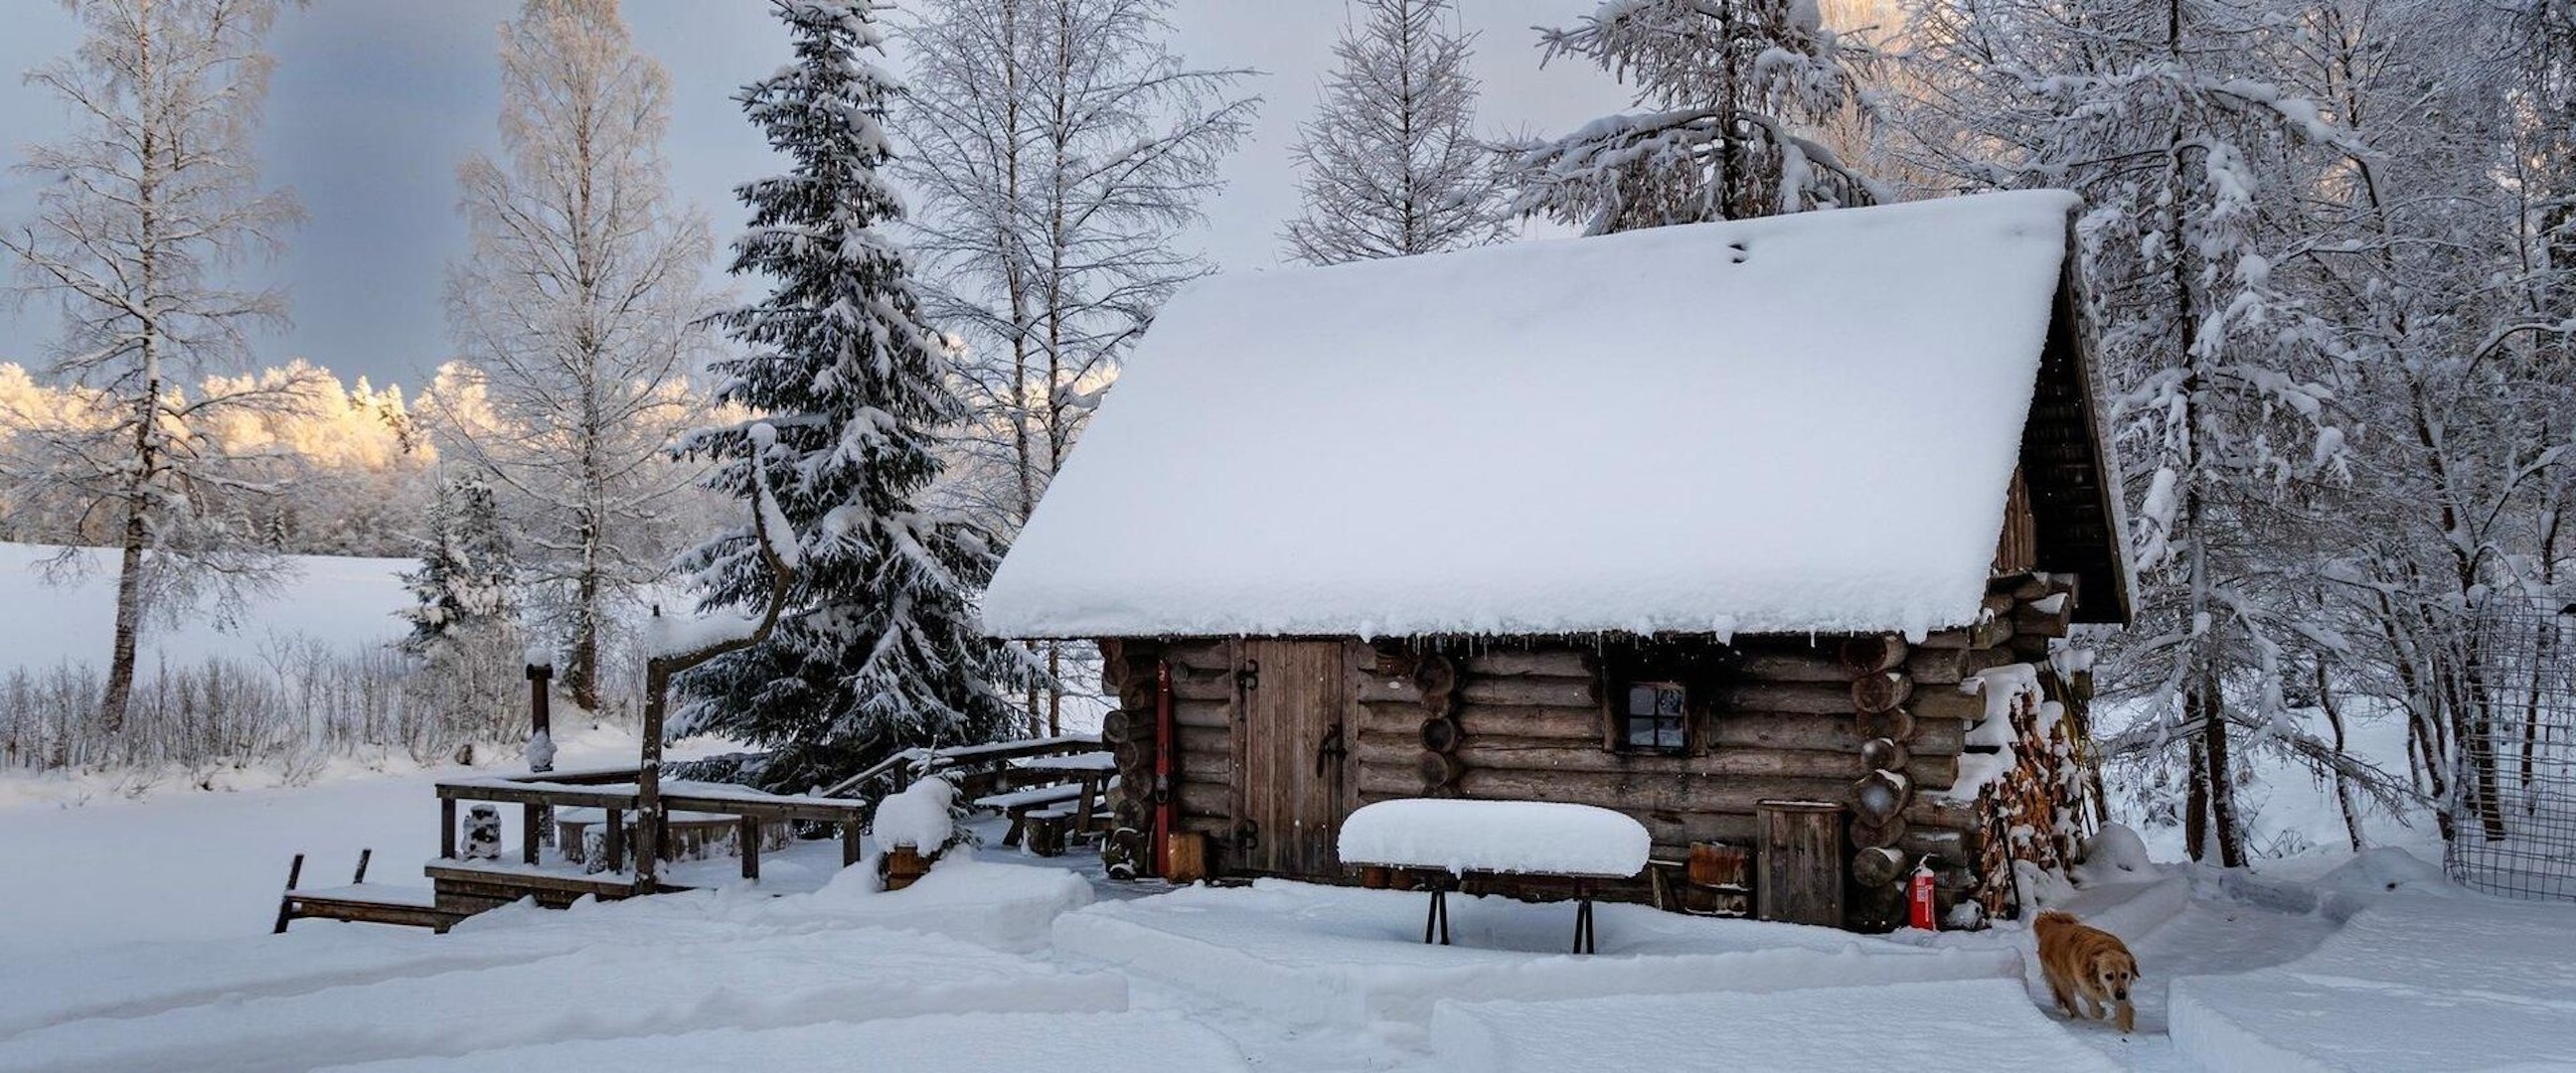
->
xmin=1002 ymin=810 xmax=1028 ymax=848
xmin=271 ymin=852 xmax=306 ymax=935
xmin=1573 ymin=888 xmax=1598 ymax=955
xmin=1423 ymin=882 xmax=1452 ymax=946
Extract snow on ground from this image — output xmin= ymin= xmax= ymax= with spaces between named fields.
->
xmin=1051 ymin=878 xmax=2020 ymax=1025
xmin=2170 ymin=871 xmax=2576 ymax=1071
xmin=0 ymin=866 xmax=1130 ymax=1073
xmin=5 ymin=762 xmax=2574 ymax=1071
xmin=0 ymin=541 xmax=412 ymax=671
xmin=1430 ymin=979 xmax=2124 ymax=1073
xmin=316 ymin=1011 xmax=1249 ymax=1073
xmin=0 ymin=724 xmax=723 ymax=953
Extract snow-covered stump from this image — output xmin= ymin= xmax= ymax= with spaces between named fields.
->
xmin=876 ymin=776 xmax=961 ymax=892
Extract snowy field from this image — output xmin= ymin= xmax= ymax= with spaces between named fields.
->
xmin=0 ymin=541 xmax=413 ymax=672
xmin=3 ymin=749 xmax=2572 ymax=1073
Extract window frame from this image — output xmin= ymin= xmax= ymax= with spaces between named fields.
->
xmin=1598 ymin=640 xmax=1739 ymax=758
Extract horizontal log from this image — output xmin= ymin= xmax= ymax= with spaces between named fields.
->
xmin=1839 ymin=635 xmax=1910 ymax=675
xmin=1852 ymin=672 xmax=1912 ymax=714
xmin=1457 ymin=705 xmax=1602 ymax=742
xmin=1849 ymin=815 xmax=1908 ymax=849
xmin=1360 ymin=675 xmax=1599 ymax=708
xmin=1173 ymin=722 xmax=1232 ymax=755
xmin=1173 ymin=750 xmax=1231 ymax=779
xmin=1359 ymin=767 xmax=1874 ymax=816
xmin=1718 ymin=682 xmax=1854 ymax=715
xmin=1171 ymin=698 xmax=1232 ymax=731
xmin=1735 ymin=651 xmax=1853 ymax=684
xmin=1904 ymin=646 xmax=1968 ymax=685
xmin=1853 ymin=845 xmax=1907 ymax=887
xmin=1852 ymin=769 xmax=1911 ymax=824
xmin=2012 ymin=600 xmax=2071 ymax=638
xmin=1916 ymin=616 xmax=2012 ymax=650
xmin=1465 ymin=650 xmax=1592 ymax=678
xmin=1168 ymin=673 xmax=1234 ymax=703
xmin=1911 ymin=687 xmax=1988 ymax=723
xmin=1359 ymin=736 xmax=1956 ymax=788
xmin=1906 ymin=796 xmax=1980 ymax=831
xmin=1988 ymin=571 xmax=2051 ymax=600
xmin=1175 ymin=782 xmax=1232 ymax=818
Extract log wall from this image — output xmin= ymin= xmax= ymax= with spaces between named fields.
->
xmin=1090 ymin=571 xmax=2092 ymax=931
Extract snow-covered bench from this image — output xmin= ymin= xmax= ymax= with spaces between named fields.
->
xmin=974 ymin=776 xmax=1118 ymax=852
xmin=1338 ymin=799 xmax=1653 ymax=955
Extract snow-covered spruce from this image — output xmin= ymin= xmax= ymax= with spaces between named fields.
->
xmin=668 ymin=0 xmax=1035 ymax=794
xmin=1507 ymin=0 xmax=1883 ymax=233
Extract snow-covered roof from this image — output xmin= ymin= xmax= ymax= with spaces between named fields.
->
xmin=982 ymin=191 xmax=2114 ymax=641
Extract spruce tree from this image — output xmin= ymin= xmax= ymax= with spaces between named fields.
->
xmin=672 ymin=0 xmax=1035 ymax=792
xmin=399 ymin=469 xmax=515 ymax=659
xmin=1508 ymin=0 xmax=1881 ymax=232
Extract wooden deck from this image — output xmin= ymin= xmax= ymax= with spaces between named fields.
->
xmin=278 ymin=735 xmax=1117 ymax=934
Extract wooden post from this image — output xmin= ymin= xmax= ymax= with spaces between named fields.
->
xmin=271 ymin=853 xmax=306 ymax=934
xmin=525 ymin=662 xmax=554 ymax=773
xmin=636 ymin=646 xmax=668 ymax=894
xmin=438 ymin=797 xmax=457 ymax=860
xmin=353 ymin=848 xmax=372 ymax=884
xmin=842 ymin=818 xmax=864 ymax=867
xmin=628 ymin=470 xmax=795 ymax=896
xmin=604 ymin=808 xmax=626 ymax=874
xmin=1756 ymin=800 xmax=1847 ymax=928
xmin=739 ymin=815 xmax=761 ymax=880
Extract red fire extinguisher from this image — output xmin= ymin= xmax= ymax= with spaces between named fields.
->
xmin=1907 ymin=857 xmax=1939 ymax=931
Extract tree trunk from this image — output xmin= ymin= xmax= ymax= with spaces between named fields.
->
xmin=2184 ymin=734 xmax=2210 ymax=861
xmin=100 ymin=496 xmax=149 ymax=741
xmin=2318 ymin=660 xmax=2367 ymax=852
xmin=2197 ymin=677 xmax=2247 ymax=868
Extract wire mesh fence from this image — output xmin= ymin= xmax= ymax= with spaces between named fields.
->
xmin=2445 ymin=600 xmax=2576 ymax=901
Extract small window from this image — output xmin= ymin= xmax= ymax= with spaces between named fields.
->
xmin=1599 ymin=640 xmax=1739 ymax=757
xmin=1622 ymin=680 xmax=1690 ymax=753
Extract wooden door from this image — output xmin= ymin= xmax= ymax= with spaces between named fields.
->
xmin=1235 ymin=639 xmax=1353 ymax=878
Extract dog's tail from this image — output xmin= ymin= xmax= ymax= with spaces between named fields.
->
xmin=2033 ymin=909 xmax=2079 ymax=930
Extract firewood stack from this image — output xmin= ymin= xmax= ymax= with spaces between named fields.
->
xmin=1963 ymin=572 xmax=2095 ymax=923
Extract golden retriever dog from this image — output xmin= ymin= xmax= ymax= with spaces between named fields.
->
xmin=2035 ymin=909 xmax=2139 ymax=1033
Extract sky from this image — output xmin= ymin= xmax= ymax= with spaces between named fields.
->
xmin=0 ymin=1 xmax=1632 ymax=390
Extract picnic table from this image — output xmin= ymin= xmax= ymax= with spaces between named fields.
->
xmin=1337 ymin=799 xmax=1652 ymax=955
xmin=975 ymin=749 xmax=1117 ymax=853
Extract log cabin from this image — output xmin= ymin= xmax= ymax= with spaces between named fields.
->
xmin=979 ymin=191 xmax=2134 ymax=930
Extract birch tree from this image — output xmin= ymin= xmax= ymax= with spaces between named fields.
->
xmin=671 ymin=0 xmax=1035 ymax=792
xmin=1508 ymin=0 xmax=1884 ymax=233
xmin=436 ymin=0 xmax=716 ymax=711
xmin=1281 ymin=0 xmax=1508 ymax=264
xmin=0 ymin=0 xmax=304 ymax=735
xmin=897 ymin=0 xmax=1254 ymax=732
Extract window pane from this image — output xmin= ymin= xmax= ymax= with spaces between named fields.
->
xmin=1656 ymin=719 xmax=1686 ymax=749
xmin=1627 ymin=718 xmax=1657 ymax=747
xmin=1628 ymin=685 xmax=1659 ymax=715
xmin=1657 ymin=687 xmax=1686 ymax=716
